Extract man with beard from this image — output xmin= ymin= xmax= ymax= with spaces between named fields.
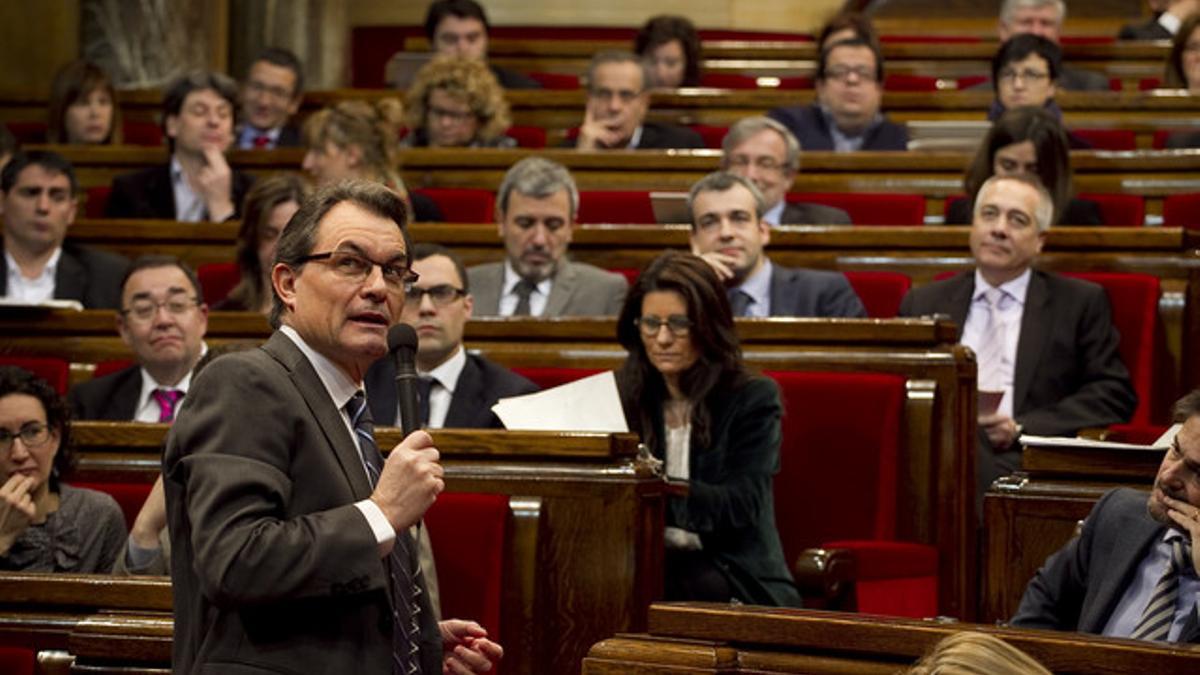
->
xmin=468 ymin=156 xmax=627 ymax=316
xmin=687 ymin=171 xmax=864 ymax=318
xmin=1012 ymin=389 xmax=1200 ymax=643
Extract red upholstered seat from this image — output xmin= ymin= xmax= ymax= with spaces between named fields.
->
xmin=0 ymin=356 xmax=70 ymax=395
xmin=1163 ymin=192 xmax=1200 ymax=228
xmin=413 ymin=188 xmax=496 ymax=223
xmin=506 ymin=125 xmax=547 ymax=148
xmin=86 ymin=186 xmax=113 ymax=218
xmin=699 ymin=73 xmax=762 ymax=89
xmin=1077 ymin=193 xmax=1145 ymax=226
xmin=527 ymin=71 xmax=580 ymax=90
xmin=790 ymin=192 xmax=926 ymax=225
xmin=1140 ymin=77 xmax=1163 ymax=90
xmin=511 ymin=367 xmax=603 ymax=390
xmin=776 ymin=75 xmax=814 ymax=89
xmin=766 ymin=370 xmax=938 ymax=617
xmin=956 ymin=75 xmax=989 ymax=89
xmin=68 ymin=480 xmax=154 ymax=529
xmin=198 ymin=262 xmax=241 ymax=306
xmin=688 ymin=124 xmax=729 ymax=149
xmin=884 ymin=74 xmax=941 ymax=92
xmin=5 ymin=121 xmax=47 ymax=144
xmin=576 ymin=190 xmax=655 ymax=224
xmin=424 ymin=492 xmax=509 ymax=646
xmin=122 ymin=119 xmax=163 ymax=146
xmin=842 ymin=271 xmax=912 ymax=318
xmin=94 ymin=359 xmax=134 ymax=379
xmin=1071 ymin=129 xmax=1136 ymax=151
xmin=610 ymin=268 xmax=640 ymax=286
xmin=0 ymin=647 xmax=34 ymax=675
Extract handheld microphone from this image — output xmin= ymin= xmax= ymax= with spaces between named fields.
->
xmin=387 ymin=323 xmax=420 ymax=436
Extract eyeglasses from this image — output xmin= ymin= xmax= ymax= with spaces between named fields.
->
xmin=588 ymin=87 xmax=642 ymax=103
xmin=428 ymin=106 xmax=475 ymax=123
xmin=726 ymin=155 xmax=785 ymax=172
xmin=0 ymin=422 xmax=51 ymax=454
xmin=824 ymin=66 xmax=877 ymax=83
xmin=635 ymin=314 xmax=693 ymax=337
xmin=245 ymin=79 xmax=294 ymax=101
xmin=405 ymin=284 xmax=466 ymax=306
xmin=298 ymin=250 xmax=418 ymax=292
xmin=998 ymin=68 xmax=1050 ymax=83
xmin=121 ymin=295 xmax=201 ymax=323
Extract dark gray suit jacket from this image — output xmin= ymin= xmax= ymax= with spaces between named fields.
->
xmin=1059 ymin=66 xmax=1112 ymax=92
xmin=467 ymin=260 xmax=628 ymax=317
xmin=563 ymin=121 xmax=706 ymax=150
xmin=779 ymin=202 xmax=852 ymax=225
xmin=164 ymin=331 xmax=440 ymax=674
xmin=767 ymin=102 xmax=908 ymax=151
xmin=68 ymin=365 xmax=141 ymax=421
xmin=105 ymin=164 xmax=255 ymax=221
xmin=1012 ymin=487 xmax=1200 ymax=642
xmin=762 ymin=262 xmax=865 ymax=318
xmin=0 ymin=242 xmax=127 ymax=309
xmin=1118 ymin=18 xmax=1172 ymax=41
xmin=364 ymin=351 xmax=539 ymax=428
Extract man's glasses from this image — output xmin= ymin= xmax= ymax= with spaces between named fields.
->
xmin=635 ymin=314 xmax=693 ymax=337
xmin=824 ymin=66 xmax=877 ymax=83
xmin=298 ymin=251 xmax=419 ymax=292
xmin=727 ymin=155 xmax=785 ymax=172
xmin=405 ymin=284 xmax=466 ymax=306
xmin=998 ymin=68 xmax=1050 ymax=83
xmin=121 ymin=295 xmax=201 ymax=323
xmin=0 ymin=422 xmax=51 ymax=454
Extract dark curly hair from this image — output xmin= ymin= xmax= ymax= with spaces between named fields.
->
xmin=0 ymin=366 xmax=74 ymax=492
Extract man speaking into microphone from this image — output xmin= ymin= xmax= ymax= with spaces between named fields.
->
xmin=163 ymin=180 xmax=502 ymax=674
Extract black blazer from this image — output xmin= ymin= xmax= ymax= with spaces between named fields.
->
xmin=1118 ymin=18 xmax=1172 ymax=41
xmin=764 ymin=262 xmax=866 ymax=318
xmin=105 ymin=164 xmax=255 ymax=221
xmin=68 ymin=365 xmax=142 ymax=421
xmin=0 ymin=242 xmax=127 ymax=309
xmin=490 ymin=64 xmax=542 ymax=89
xmin=1012 ymin=487 xmax=1200 ymax=642
xmin=945 ymin=195 xmax=1104 ymax=226
xmin=563 ymin=121 xmax=706 ymax=150
xmin=897 ymin=269 xmax=1137 ymax=435
xmin=780 ymin=201 xmax=852 ymax=225
xmin=363 ymin=351 xmax=539 ymax=428
xmin=767 ymin=102 xmax=908 ymax=151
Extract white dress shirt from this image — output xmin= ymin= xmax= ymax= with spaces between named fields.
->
xmin=3 ymin=247 xmax=60 ymax=304
xmin=170 ymin=156 xmax=206 ymax=222
xmin=498 ymin=260 xmax=552 ymax=316
xmin=397 ymin=345 xmax=467 ymax=429
xmin=960 ymin=268 xmax=1031 ymax=419
xmin=663 ymin=422 xmax=703 ymax=550
xmin=733 ymin=259 xmax=773 ymax=318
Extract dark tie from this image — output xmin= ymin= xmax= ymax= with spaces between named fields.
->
xmin=347 ymin=391 xmax=424 ymax=674
xmin=151 ymin=389 xmax=183 ymax=423
xmin=416 ymin=377 xmax=433 ymax=428
xmin=728 ymin=289 xmax=753 ymax=317
xmin=1130 ymin=537 xmax=1192 ymax=641
xmin=513 ymin=278 xmax=536 ymax=316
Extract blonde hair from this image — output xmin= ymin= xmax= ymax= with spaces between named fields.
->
xmin=404 ymin=55 xmax=511 ymax=144
xmin=303 ymin=98 xmax=406 ymax=188
xmin=907 ymin=632 xmax=1053 ymax=675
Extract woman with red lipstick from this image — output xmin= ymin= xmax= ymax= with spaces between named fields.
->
xmin=615 ymin=251 xmax=800 ymax=607
xmin=47 ymin=60 xmax=122 ymax=145
xmin=0 ymin=367 xmax=125 ymax=572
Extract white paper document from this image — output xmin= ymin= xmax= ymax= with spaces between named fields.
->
xmin=1021 ymin=423 xmax=1180 ymax=452
xmin=491 ymin=370 xmax=630 ymax=432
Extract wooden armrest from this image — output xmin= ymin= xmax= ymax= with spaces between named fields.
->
xmin=793 ymin=547 xmax=857 ymax=611
xmin=1076 ymin=427 xmax=1110 ymax=441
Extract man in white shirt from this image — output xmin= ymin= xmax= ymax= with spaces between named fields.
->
xmin=467 ymin=156 xmax=627 ymax=316
xmin=0 ymin=150 xmax=126 ymax=308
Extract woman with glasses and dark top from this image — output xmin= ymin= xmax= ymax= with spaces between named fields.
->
xmin=401 ymin=56 xmax=515 ymax=148
xmin=634 ymin=15 xmax=702 ymax=88
xmin=614 ymin=251 xmax=800 ymax=606
xmin=946 ymin=106 xmax=1102 ymax=226
xmin=1161 ymin=14 xmax=1200 ymax=148
xmin=0 ymin=366 xmax=125 ymax=572
xmin=216 ymin=175 xmax=310 ymax=313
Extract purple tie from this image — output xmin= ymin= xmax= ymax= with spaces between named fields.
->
xmin=151 ymin=389 xmax=183 ymax=423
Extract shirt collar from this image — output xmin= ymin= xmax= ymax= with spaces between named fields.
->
xmin=737 ymin=258 xmax=773 ymax=309
xmin=1160 ymin=11 xmax=1182 ymax=35
xmin=627 ymin=124 xmax=644 ymax=149
xmin=4 ymin=246 xmax=62 ymax=282
xmin=973 ymin=267 xmax=1031 ymax=306
xmin=502 ymin=259 xmax=553 ymax=297
xmin=279 ymin=325 xmax=361 ymax=411
xmin=422 ymin=345 xmax=467 ymax=395
xmin=137 ymin=341 xmax=207 ymax=404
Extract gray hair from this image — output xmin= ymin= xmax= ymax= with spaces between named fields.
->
xmin=495 ymin=156 xmax=580 ymax=221
xmin=1000 ymin=0 xmax=1065 ymax=26
xmin=972 ymin=173 xmax=1055 ymax=233
xmin=585 ymin=50 xmax=652 ymax=94
xmin=721 ymin=116 xmax=802 ymax=173
xmin=686 ymin=171 xmax=768 ymax=227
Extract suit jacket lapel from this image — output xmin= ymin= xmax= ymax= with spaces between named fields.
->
xmin=53 ymin=248 xmax=88 ymax=302
xmin=767 ymin=264 xmax=796 ymax=316
xmin=1081 ymin=507 xmax=1164 ymax=633
xmin=114 ymin=369 xmax=144 ymax=420
xmin=443 ymin=354 xmax=481 ymax=428
xmin=946 ymin=272 xmax=974 ymax=340
xmin=150 ymin=165 xmax=177 ymax=218
xmin=473 ymin=264 xmax=503 ymax=315
xmin=1013 ymin=270 xmax=1052 ymax=416
xmin=543 ymin=261 xmax=577 ymax=317
xmin=263 ymin=332 xmax=373 ymax=500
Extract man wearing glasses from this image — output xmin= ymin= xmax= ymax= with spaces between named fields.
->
xmin=721 ymin=116 xmax=851 ymax=226
xmin=768 ymin=38 xmax=908 ymax=152
xmin=237 ymin=47 xmax=305 ymax=150
xmin=164 ymin=180 xmax=502 ymax=675
xmin=365 ymin=243 xmax=537 ymax=429
xmin=69 ymin=255 xmax=208 ymax=422
xmin=572 ymin=50 xmax=704 ymax=150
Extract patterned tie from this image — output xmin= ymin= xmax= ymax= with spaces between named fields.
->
xmin=974 ymin=288 xmax=1006 ymax=392
xmin=346 ymin=391 xmax=424 ymax=674
xmin=151 ymin=389 xmax=183 ymax=423
xmin=1130 ymin=537 xmax=1193 ymax=641
xmin=253 ymin=133 xmax=271 ymax=149
xmin=512 ymin=279 xmax=536 ymax=316
xmin=416 ymin=377 xmax=433 ymax=428
xmin=728 ymin=289 xmax=753 ymax=317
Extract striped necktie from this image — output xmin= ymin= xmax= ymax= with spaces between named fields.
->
xmin=974 ymin=287 xmax=1007 ymax=392
xmin=1130 ymin=537 xmax=1192 ymax=641
xmin=151 ymin=389 xmax=183 ymax=423
xmin=347 ymin=391 xmax=424 ymax=674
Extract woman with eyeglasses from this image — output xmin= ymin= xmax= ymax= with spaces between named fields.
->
xmin=0 ymin=366 xmax=125 ymax=572
xmin=401 ymin=56 xmax=515 ymax=148
xmin=614 ymin=251 xmax=800 ymax=606
xmin=217 ymin=174 xmax=310 ymax=313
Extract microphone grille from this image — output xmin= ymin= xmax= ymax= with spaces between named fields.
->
xmin=387 ymin=323 xmax=418 ymax=352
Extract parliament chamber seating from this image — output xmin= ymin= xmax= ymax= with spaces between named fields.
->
xmin=792 ymin=192 xmax=926 ymax=225
xmin=576 ymin=190 xmax=657 ymax=224
xmin=67 ymin=479 xmax=153 ymax=529
xmin=1072 ymin=128 xmax=1137 ymax=151
xmin=505 ymin=124 xmax=548 ymax=148
xmin=688 ymin=123 xmax=728 ymax=149
xmin=527 ymin=71 xmax=580 ymax=90
xmin=0 ymin=647 xmax=33 ymax=675
xmin=93 ymin=359 xmax=134 ymax=379
xmin=1079 ymin=192 xmax=1146 ymax=226
xmin=511 ymin=366 xmax=603 ymax=390
xmin=842 ymin=271 xmax=912 ymax=318
xmin=1163 ymin=192 xmax=1200 ymax=228
xmin=0 ymin=355 xmax=69 ymax=395
xmin=198 ymin=261 xmax=241 ymax=305
xmin=84 ymin=185 xmax=111 ymax=218
xmin=413 ymin=187 xmax=497 ymax=223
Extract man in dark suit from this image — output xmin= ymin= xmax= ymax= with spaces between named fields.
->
xmin=424 ymin=0 xmax=541 ymax=89
xmin=571 ymin=51 xmax=704 ymax=151
xmin=468 ymin=157 xmax=627 ymax=316
xmin=1012 ymin=390 xmax=1200 ymax=642
xmin=163 ymin=180 xmax=501 ymax=674
xmin=995 ymin=0 xmax=1110 ymax=90
xmin=366 ymin=243 xmax=537 ymax=427
xmin=1119 ymin=0 xmax=1194 ymax=39
xmin=0 ymin=151 xmax=126 ymax=308
xmin=899 ymin=174 xmax=1135 ymax=494
xmin=721 ymin=116 xmax=851 ymax=226
xmin=106 ymin=72 xmax=254 ymax=222
xmin=768 ymin=38 xmax=908 ymax=152
xmin=237 ymin=47 xmax=305 ymax=150
xmin=688 ymin=171 xmax=865 ymax=318
xmin=69 ymin=256 xmax=209 ymax=422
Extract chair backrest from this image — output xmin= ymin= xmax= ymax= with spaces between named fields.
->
xmin=0 ymin=647 xmax=34 ymax=675
xmin=122 ymin=119 xmax=164 ymax=146
xmin=688 ymin=124 xmax=729 ymax=149
xmin=0 ymin=356 xmax=70 ymax=395
xmin=699 ymin=73 xmax=761 ymax=89
xmin=86 ymin=186 xmax=113 ymax=219
xmin=1163 ymin=192 xmax=1200 ymax=228
xmin=506 ymin=125 xmax=547 ymax=148
xmin=424 ymin=492 xmax=509 ymax=644
xmin=197 ymin=262 xmax=241 ymax=307
xmin=842 ymin=271 xmax=912 ymax=318
xmin=767 ymin=371 xmax=907 ymax=565
xmin=510 ymin=366 xmax=604 ymax=390
xmin=791 ymin=192 xmax=926 ymax=225
xmin=4 ymin=121 xmax=47 ymax=144
xmin=1071 ymin=129 xmax=1136 ymax=151
xmin=527 ymin=71 xmax=580 ymax=89
xmin=413 ymin=188 xmax=496 ymax=223
xmin=576 ymin=190 xmax=655 ymax=224
xmin=883 ymin=74 xmax=941 ymax=92
xmin=1077 ymin=193 xmax=1145 ymax=226
xmin=94 ymin=359 xmax=134 ymax=379
xmin=67 ymin=480 xmax=153 ymax=529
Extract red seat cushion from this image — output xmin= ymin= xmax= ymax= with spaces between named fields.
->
xmin=0 ymin=647 xmax=34 ymax=675
xmin=506 ymin=125 xmax=546 ymax=149
xmin=68 ymin=480 xmax=153 ymax=529
xmin=1163 ymin=192 xmax=1200 ymax=228
xmin=776 ymin=75 xmax=814 ymax=89
xmin=122 ymin=119 xmax=163 ymax=146
xmin=1071 ymin=129 xmax=1136 ymax=151
xmin=510 ymin=367 xmax=603 ymax=390
xmin=884 ymin=74 xmax=941 ymax=92
xmin=424 ymin=492 xmax=508 ymax=642
xmin=94 ymin=359 xmax=134 ymax=379
xmin=842 ymin=271 xmax=911 ymax=318
xmin=1077 ymin=193 xmax=1144 ymax=226
xmin=5 ymin=121 xmax=47 ymax=144
xmin=699 ymin=73 xmax=762 ymax=89
xmin=791 ymin=192 xmax=926 ymax=225
xmin=413 ymin=188 xmax=495 ymax=223
xmin=86 ymin=186 xmax=113 ymax=218
xmin=688 ymin=124 xmax=729 ymax=149
xmin=956 ymin=75 xmax=990 ymax=90
xmin=527 ymin=71 xmax=580 ymax=90
xmin=577 ymin=190 xmax=655 ymax=224
xmin=197 ymin=262 xmax=241 ymax=306
xmin=0 ymin=356 xmax=70 ymax=395
xmin=1140 ymin=77 xmax=1163 ymax=91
